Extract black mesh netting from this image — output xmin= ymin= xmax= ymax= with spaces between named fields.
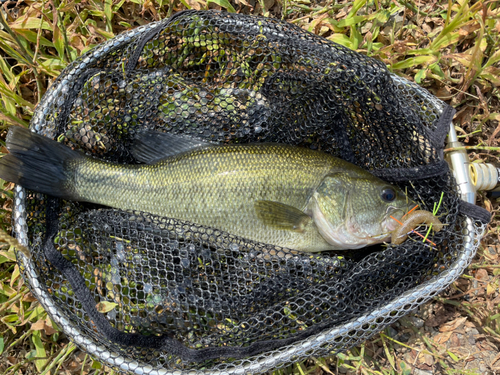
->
xmin=16 ymin=10 xmax=489 ymax=372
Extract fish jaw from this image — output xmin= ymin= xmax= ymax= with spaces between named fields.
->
xmin=307 ymin=195 xmax=389 ymax=250
xmin=383 ymin=207 xmax=406 ymax=232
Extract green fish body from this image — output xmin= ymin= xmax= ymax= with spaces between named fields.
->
xmin=0 ymin=127 xmax=412 ymax=252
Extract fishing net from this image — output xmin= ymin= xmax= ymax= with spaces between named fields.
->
xmin=13 ymin=10 xmax=489 ymax=374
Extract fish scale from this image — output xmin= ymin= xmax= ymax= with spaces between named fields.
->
xmin=75 ymin=144 xmax=333 ymax=251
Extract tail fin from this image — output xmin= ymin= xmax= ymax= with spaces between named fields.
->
xmin=0 ymin=127 xmax=84 ymax=200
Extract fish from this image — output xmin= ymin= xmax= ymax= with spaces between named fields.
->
xmin=0 ymin=126 xmax=415 ymax=252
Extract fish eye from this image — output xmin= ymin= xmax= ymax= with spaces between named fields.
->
xmin=381 ymin=187 xmax=396 ymax=202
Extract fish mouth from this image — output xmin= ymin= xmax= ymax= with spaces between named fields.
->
xmin=384 ymin=206 xmax=406 ymax=232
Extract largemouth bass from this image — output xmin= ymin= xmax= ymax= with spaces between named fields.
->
xmin=0 ymin=127 xmax=414 ymax=252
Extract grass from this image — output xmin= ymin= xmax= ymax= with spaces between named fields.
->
xmin=0 ymin=0 xmax=499 ymax=374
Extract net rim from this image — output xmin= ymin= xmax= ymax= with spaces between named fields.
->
xmin=11 ymin=15 xmax=483 ymax=374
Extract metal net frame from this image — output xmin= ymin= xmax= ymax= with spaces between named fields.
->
xmin=11 ymin=10 xmax=487 ymax=375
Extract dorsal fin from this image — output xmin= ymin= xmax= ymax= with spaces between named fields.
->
xmin=132 ymin=130 xmax=211 ymax=164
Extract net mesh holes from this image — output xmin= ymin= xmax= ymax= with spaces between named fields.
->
xmin=12 ymin=10 xmax=487 ymax=375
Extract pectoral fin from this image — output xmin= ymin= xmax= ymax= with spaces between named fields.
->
xmin=255 ymin=200 xmax=311 ymax=232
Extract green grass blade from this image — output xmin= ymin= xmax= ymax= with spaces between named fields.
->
xmin=32 ymin=330 xmax=48 ymax=372
xmin=206 ymin=0 xmax=236 ymax=12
